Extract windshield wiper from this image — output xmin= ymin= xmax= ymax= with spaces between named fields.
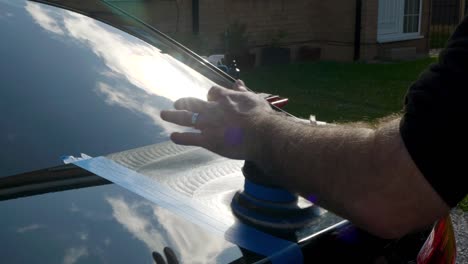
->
xmin=0 ymin=164 xmax=110 ymax=201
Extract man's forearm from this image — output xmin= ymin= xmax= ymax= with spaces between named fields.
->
xmin=161 ymin=84 xmax=449 ymax=239
xmin=252 ymin=115 xmax=449 ymax=238
xmin=254 ymin=113 xmax=373 ymax=196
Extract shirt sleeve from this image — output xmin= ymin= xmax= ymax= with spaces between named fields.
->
xmin=400 ymin=16 xmax=468 ymax=208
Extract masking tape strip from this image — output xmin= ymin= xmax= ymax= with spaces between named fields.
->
xmin=67 ymin=155 xmax=303 ymax=263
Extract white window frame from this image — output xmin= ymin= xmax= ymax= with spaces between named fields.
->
xmin=377 ymin=0 xmax=423 ymax=43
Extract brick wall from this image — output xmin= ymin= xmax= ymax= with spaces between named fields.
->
xmin=360 ymin=0 xmax=379 ymax=60
xmin=114 ymin=0 xmax=193 ymax=35
xmin=360 ymin=0 xmax=431 ymax=61
xmin=197 ymin=0 xmax=357 ymax=61
xmin=137 ymin=0 xmax=430 ymax=62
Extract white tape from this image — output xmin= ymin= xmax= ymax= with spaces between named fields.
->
xmin=66 ymin=155 xmax=303 ymax=263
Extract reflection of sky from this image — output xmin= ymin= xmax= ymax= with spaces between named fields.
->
xmin=96 ymin=82 xmax=177 ymax=134
xmin=0 ymin=184 xmax=240 ymax=264
xmin=0 ymin=11 xmax=13 ymax=20
xmin=1 ymin=0 xmax=223 ymax=177
xmin=25 ymin=3 xmax=64 ymax=34
xmin=16 ymin=224 xmax=44 ymax=234
xmin=25 ymin=1 xmax=215 ymax=134
xmin=107 ymin=196 xmax=238 ymax=264
xmin=63 ymin=247 xmax=88 ymax=264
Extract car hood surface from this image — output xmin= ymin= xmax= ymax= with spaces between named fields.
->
xmin=0 ymin=0 xmax=220 ymax=177
xmin=0 ymin=1 xmax=243 ymax=262
xmin=0 ymin=1 xmax=345 ymax=263
xmin=0 ymin=170 xmax=243 ymax=263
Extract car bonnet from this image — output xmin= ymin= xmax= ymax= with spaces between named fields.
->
xmin=0 ymin=1 xmax=345 ymax=263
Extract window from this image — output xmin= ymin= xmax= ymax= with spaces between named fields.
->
xmin=378 ymin=0 xmax=423 ymax=42
xmin=404 ymin=0 xmax=421 ymax=33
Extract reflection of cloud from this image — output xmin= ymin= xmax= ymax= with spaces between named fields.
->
xmin=77 ymin=231 xmax=88 ymax=241
xmin=61 ymin=11 xmax=210 ymax=102
xmin=17 ymin=224 xmax=44 ymax=233
xmin=25 ymin=2 xmax=216 ymax=133
xmin=0 ymin=11 xmax=13 ymax=20
xmin=25 ymin=2 xmax=64 ymax=35
xmin=107 ymin=197 xmax=167 ymax=251
xmin=69 ymin=202 xmax=112 ymax=221
xmin=63 ymin=246 xmax=88 ymax=264
xmin=96 ymin=82 xmax=179 ymax=135
xmin=107 ymin=196 xmax=233 ymax=264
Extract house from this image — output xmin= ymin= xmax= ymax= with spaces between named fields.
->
xmin=108 ymin=0 xmax=437 ymax=63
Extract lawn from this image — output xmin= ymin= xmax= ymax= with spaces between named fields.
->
xmin=241 ymin=56 xmax=468 ymax=210
xmin=241 ymin=57 xmax=437 ymax=124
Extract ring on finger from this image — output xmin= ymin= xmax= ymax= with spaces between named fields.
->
xmin=191 ymin=112 xmax=200 ymax=126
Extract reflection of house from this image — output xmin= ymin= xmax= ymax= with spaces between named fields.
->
xmin=108 ymin=0 xmax=434 ymax=62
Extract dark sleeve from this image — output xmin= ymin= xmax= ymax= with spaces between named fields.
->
xmin=400 ymin=17 xmax=468 ymax=208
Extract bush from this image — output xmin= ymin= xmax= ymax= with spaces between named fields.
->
xmin=221 ymin=21 xmax=249 ymax=58
xmin=221 ymin=22 xmax=254 ymax=69
xmin=171 ymin=33 xmax=211 ymax=55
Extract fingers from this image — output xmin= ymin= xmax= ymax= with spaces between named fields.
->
xmin=160 ymin=110 xmax=194 ymax=127
xmin=174 ymin=98 xmax=209 ymax=113
xmin=232 ymin=79 xmax=248 ymax=92
xmin=207 ymin=86 xmax=234 ymax=102
xmin=170 ymin=132 xmax=205 ymax=147
xmin=161 ymin=109 xmax=220 ymax=128
xmin=235 ymin=79 xmax=245 ymax=86
xmin=162 ymin=98 xmax=215 ymax=128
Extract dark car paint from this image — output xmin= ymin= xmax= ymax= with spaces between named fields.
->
xmin=0 ymin=0 xmax=350 ymax=263
xmin=0 ymin=1 xmax=436 ymax=263
xmin=0 ymin=182 xmax=243 ymax=263
xmin=0 ymin=1 xmax=245 ymax=262
xmin=0 ymin=0 xmax=229 ymax=178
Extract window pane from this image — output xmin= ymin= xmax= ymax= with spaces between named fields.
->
xmin=404 ymin=0 xmax=420 ymax=15
xmin=413 ymin=0 xmax=420 ymax=14
xmin=403 ymin=0 xmax=420 ymax=33
xmin=405 ymin=0 xmax=410 ymax=15
xmin=413 ymin=16 xmax=419 ymax=31
xmin=404 ymin=15 xmax=419 ymax=33
xmin=404 ymin=15 xmax=409 ymax=32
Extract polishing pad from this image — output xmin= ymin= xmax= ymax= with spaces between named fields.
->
xmin=231 ymin=162 xmax=321 ymax=239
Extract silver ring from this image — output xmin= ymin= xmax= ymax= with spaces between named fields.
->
xmin=191 ymin=112 xmax=200 ymax=126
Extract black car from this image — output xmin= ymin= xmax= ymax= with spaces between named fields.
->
xmin=0 ymin=1 xmax=456 ymax=263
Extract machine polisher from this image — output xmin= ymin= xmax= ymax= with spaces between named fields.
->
xmin=231 ymin=161 xmax=322 ymax=239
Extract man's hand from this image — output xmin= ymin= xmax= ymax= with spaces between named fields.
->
xmin=161 ymin=80 xmax=450 ymax=239
xmin=160 ymin=80 xmax=275 ymax=160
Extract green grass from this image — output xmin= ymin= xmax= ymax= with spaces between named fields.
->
xmin=241 ymin=57 xmax=437 ymax=123
xmin=241 ymin=57 xmax=468 ymax=211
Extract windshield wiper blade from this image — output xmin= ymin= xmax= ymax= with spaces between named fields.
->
xmin=0 ymin=164 xmax=110 ymax=201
